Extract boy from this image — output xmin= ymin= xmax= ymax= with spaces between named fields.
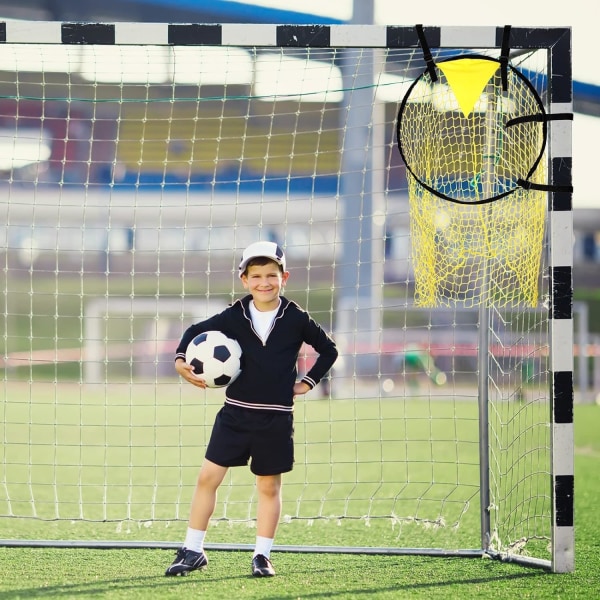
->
xmin=165 ymin=241 xmax=338 ymax=578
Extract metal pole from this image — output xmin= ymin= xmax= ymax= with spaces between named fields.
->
xmin=478 ymin=82 xmax=500 ymax=551
xmin=335 ymin=0 xmax=384 ymax=378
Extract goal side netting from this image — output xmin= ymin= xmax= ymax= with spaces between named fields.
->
xmin=0 ymin=23 xmax=573 ymax=572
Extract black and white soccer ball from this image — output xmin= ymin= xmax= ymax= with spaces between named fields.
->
xmin=185 ymin=331 xmax=242 ymax=388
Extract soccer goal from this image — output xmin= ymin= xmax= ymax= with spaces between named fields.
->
xmin=0 ymin=22 xmax=573 ymax=572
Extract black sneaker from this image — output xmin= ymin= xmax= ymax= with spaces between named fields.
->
xmin=165 ymin=547 xmax=208 ymax=576
xmin=252 ymin=553 xmax=275 ymax=577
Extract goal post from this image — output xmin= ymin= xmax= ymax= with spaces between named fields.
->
xmin=0 ymin=22 xmax=573 ymax=572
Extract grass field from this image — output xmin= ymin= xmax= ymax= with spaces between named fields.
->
xmin=0 ymin=386 xmax=598 ymax=599
xmin=1 ymin=381 xmax=485 ymax=548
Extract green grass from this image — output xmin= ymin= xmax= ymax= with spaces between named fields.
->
xmin=0 ymin=382 xmax=482 ymax=547
xmin=2 ymin=547 xmax=595 ymax=600
xmin=0 ymin=441 xmax=598 ymax=600
xmin=1 ymin=387 xmax=598 ymax=598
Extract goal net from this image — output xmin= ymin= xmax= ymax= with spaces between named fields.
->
xmin=0 ymin=23 xmax=573 ymax=572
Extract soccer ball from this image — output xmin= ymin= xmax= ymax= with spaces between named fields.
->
xmin=185 ymin=331 xmax=242 ymax=388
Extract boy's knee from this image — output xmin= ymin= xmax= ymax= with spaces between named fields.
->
xmin=196 ymin=461 xmax=227 ymax=490
xmin=257 ymin=476 xmax=281 ymax=497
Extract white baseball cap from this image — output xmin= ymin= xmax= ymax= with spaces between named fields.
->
xmin=238 ymin=241 xmax=286 ymax=277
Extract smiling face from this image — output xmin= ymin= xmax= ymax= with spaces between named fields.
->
xmin=241 ymin=260 xmax=289 ymax=311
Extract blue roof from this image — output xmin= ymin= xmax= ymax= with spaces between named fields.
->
xmin=130 ymin=0 xmax=343 ymax=24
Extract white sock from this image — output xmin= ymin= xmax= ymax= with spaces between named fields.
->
xmin=253 ymin=536 xmax=274 ymax=559
xmin=183 ymin=527 xmax=206 ymax=553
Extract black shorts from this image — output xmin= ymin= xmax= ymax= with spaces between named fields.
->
xmin=205 ymin=404 xmax=294 ymax=476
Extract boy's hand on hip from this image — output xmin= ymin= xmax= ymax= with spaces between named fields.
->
xmin=293 ymin=381 xmax=311 ymax=396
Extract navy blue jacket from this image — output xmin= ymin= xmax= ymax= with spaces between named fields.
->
xmin=175 ymin=295 xmax=338 ymax=412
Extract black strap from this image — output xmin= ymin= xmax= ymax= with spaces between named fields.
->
xmin=517 ymin=178 xmax=573 ymax=193
xmin=506 ymin=113 xmax=573 ymax=127
xmin=499 ymin=25 xmax=511 ymax=91
xmin=416 ymin=24 xmax=437 ymax=83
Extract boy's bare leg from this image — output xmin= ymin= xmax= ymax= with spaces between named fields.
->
xmin=165 ymin=459 xmax=227 ymax=576
xmin=255 ymin=474 xmax=282 ymax=538
xmin=252 ymin=474 xmax=281 ymax=576
xmin=188 ymin=459 xmax=229 ymax=530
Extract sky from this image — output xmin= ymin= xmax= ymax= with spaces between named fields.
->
xmin=228 ymin=0 xmax=597 ymax=210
